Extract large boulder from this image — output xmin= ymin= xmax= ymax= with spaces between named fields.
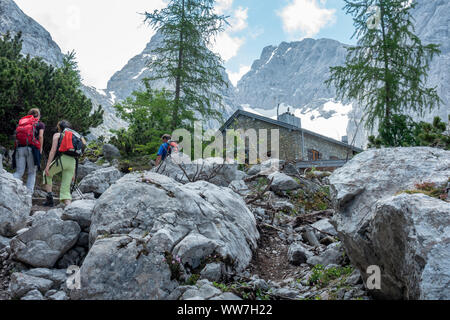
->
xmin=78 ymin=172 xmax=259 ymax=299
xmin=330 ymin=147 xmax=450 ymax=300
xmin=154 ymin=155 xmax=247 ymax=187
xmin=10 ymin=211 xmax=81 ymax=268
xmin=78 ymin=167 xmax=123 ymax=195
xmin=0 ymin=170 xmax=32 ymax=237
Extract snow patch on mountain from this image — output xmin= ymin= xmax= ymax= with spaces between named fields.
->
xmin=240 ymin=99 xmax=351 ymax=142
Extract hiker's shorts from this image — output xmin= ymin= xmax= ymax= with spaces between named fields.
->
xmin=43 ymin=154 xmax=76 ymax=201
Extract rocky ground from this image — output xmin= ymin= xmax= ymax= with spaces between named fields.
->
xmin=1 ymin=146 xmax=449 ymax=300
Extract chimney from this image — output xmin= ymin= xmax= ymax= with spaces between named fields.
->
xmin=278 ymin=111 xmax=301 ymax=128
xmin=342 ymin=136 xmax=348 ymax=144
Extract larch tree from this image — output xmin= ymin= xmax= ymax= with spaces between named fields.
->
xmin=326 ymin=0 xmax=441 ymax=145
xmin=143 ymin=0 xmax=229 ymax=131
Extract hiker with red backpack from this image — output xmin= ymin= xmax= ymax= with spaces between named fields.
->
xmin=43 ymin=120 xmax=86 ymax=207
xmin=155 ymin=134 xmax=179 ymax=166
xmin=13 ymin=108 xmax=45 ymax=193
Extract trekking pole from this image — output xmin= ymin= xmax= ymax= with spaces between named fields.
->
xmin=75 ymin=184 xmax=84 ymax=200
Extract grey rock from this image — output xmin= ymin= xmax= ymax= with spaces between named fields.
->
xmin=102 ymin=144 xmax=121 ymax=160
xmin=154 ymin=155 xmax=247 ymax=187
xmin=21 ymin=289 xmax=45 ymax=300
xmin=346 ymin=269 xmax=362 ymax=286
xmin=28 ymin=209 xmax=63 ymax=226
xmin=78 ymin=167 xmax=123 ymax=195
xmin=200 ymin=263 xmax=223 ymax=282
xmin=10 ymin=214 xmax=80 ymax=268
xmin=48 ymin=291 xmax=68 ymax=301
xmin=246 ymin=159 xmax=285 ymax=176
xmin=210 ymin=292 xmax=242 ymax=300
xmin=184 ymin=296 xmax=205 ymax=300
xmin=0 ymin=170 xmax=32 ymax=237
xmin=181 ymin=288 xmax=202 ymax=300
xmin=62 ymin=200 xmax=96 ymax=230
xmin=77 ymin=172 xmax=258 ymax=299
xmin=89 ymin=173 xmax=258 ymax=272
xmin=77 ymin=160 xmax=101 ymax=180
xmin=228 ymin=180 xmax=251 ymax=196
xmin=247 ymin=164 xmax=261 ymax=176
xmin=0 ymin=235 xmax=11 ymax=250
xmin=45 ymin=289 xmax=57 ymax=297
xmin=268 ymin=172 xmax=300 ymax=192
xmin=311 ymin=219 xmax=337 ymax=238
xmin=288 ymin=243 xmax=313 ymax=266
xmin=198 ymin=283 xmax=222 ymax=299
xmin=9 ymin=273 xmax=53 ymax=298
xmin=303 ymin=229 xmax=321 ymax=247
xmin=282 ymin=163 xmax=299 ymax=176
xmin=307 ymin=243 xmax=344 ymax=267
xmin=24 ymin=268 xmax=67 ymax=287
xmin=330 ymin=147 xmax=450 ymax=299
xmin=250 ymin=279 xmax=269 ymax=291
xmin=271 ymin=287 xmax=299 ymax=299
xmin=73 ymin=236 xmax=179 ymax=300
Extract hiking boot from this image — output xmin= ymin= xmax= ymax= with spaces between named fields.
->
xmin=43 ymin=192 xmax=54 ymax=207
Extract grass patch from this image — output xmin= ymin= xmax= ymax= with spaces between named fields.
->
xmin=398 ymin=182 xmax=448 ymax=201
xmin=308 ymin=265 xmax=354 ymax=288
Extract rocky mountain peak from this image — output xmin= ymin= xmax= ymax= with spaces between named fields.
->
xmin=0 ymin=0 xmax=64 ymax=66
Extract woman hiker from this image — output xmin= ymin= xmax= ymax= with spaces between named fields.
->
xmin=42 ymin=120 xmax=76 ymax=207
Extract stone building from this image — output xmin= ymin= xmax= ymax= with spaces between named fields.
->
xmin=220 ymin=109 xmax=363 ymax=162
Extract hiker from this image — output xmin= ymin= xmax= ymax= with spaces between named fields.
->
xmin=43 ymin=120 xmax=85 ymax=207
xmin=13 ymin=108 xmax=45 ymax=194
xmin=155 ymin=134 xmax=179 ymax=166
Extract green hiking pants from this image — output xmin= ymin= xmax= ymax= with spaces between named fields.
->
xmin=44 ymin=154 xmax=76 ymax=201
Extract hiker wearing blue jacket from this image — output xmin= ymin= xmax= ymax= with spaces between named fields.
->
xmin=155 ymin=134 xmax=171 ymax=166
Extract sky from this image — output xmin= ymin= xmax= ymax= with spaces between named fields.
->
xmin=15 ymin=0 xmax=358 ymax=89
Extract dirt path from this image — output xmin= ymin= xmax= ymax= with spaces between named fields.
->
xmin=247 ymin=224 xmax=306 ymax=282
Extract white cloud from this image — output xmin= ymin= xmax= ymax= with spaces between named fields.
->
xmin=213 ymin=32 xmax=245 ymax=62
xmin=227 ymin=64 xmax=251 ymax=86
xmin=229 ymin=7 xmax=248 ymax=32
xmin=212 ymin=5 xmax=248 ymax=62
xmin=277 ymin=0 xmax=336 ymax=39
xmin=215 ymin=0 xmax=234 ymax=14
xmin=15 ymin=0 xmax=166 ymax=89
xmin=15 ymin=0 xmax=247 ymax=87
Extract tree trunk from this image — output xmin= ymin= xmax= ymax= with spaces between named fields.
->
xmin=173 ymin=0 xmax=185 ymax=131
xmin=380 ymin=2 xmax=392 ymax=122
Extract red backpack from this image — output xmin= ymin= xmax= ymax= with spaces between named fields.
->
xmin=57 ymin=128 xmax=86 ymax=158
xmin=167 ymin=140 xmax=180 ymax=154
xmin=15 ymin=115 xmax=41 ymax=149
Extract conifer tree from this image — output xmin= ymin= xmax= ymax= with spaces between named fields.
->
xmin=144 ymin=0 xmax=229 ymax=131
xmin=326 ymin=0 xmax=441 ymax=135
xmin=0 ymin=32 xmax=103 ymax=152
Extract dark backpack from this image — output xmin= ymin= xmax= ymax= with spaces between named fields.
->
xmin=57 ymin=128 xmax=86 ymax=158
